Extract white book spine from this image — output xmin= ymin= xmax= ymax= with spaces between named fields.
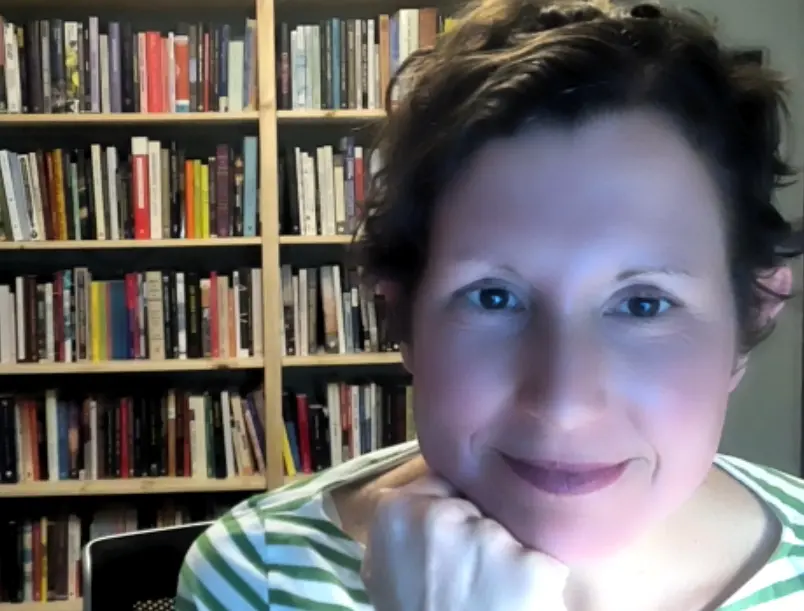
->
xmin=221 ymin=390 xmax=235 ymax=477
xmin=250 ymin=268 xmax=263 ymax=357
xmin=89 ymin=17 xmax=100 ymax=112
xmin=14 ymin=276 xmax=24 ymax=360
xmin=63 ymin=282 xmax=72 ymax=363
xmin=90 ymin=144 xmax=106 ymax=239
xmin=177 ymin=272 xmax=187 ymax=358
xmin=0 ymin=151 xmax=23 ymax=240
xmin=46 ymin=390 xmax=59 ymax=480
xmin=4 ymin=23 xmax=20 ymax=112
xmin=44 ymin=283 xmax=54 ymax=361
xmin=26 ymin=153 xmax=47 ymax=241
xmin=148 ymin=141 xmax=162 ymax=238
xmin=99 ymin=34 xmax=110 ymax=113
xmin=368 ymin=19 xmax=376 ymax=109
xmin=332 ymin=264 xmax=346 ymax=353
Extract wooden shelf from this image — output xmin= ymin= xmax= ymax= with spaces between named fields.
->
xmin=0 ymin=237 xmax=262 ymax=251
xmin=276 ymin=109 xmax=385 ymax=123
xmin=0 ymin=357 xmax=263 ymax=376
xmin=0 ymin=0 xmax=254 ymax=8
xmin=279 ymin=235 xmax=353 ymax=245
xmin=0 ymin=476 xmax=266 ymax=499
xmin=0 ymin=112 xmax=258 ymax=127
xmin=283 ymin=353 xmax=403 ymax=367
xmin=0 ymin=601 xmax=80 ymax=611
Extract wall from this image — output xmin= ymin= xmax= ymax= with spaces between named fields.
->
xmin=666 ymin=0 xmax=804 ymax=473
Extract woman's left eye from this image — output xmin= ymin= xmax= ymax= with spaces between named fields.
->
xmin=613 ymin=296 xmax=675 ymax=318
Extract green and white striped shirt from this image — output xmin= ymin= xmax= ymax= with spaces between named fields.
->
xmin=175 ymin=441 xmax=804 ymax=610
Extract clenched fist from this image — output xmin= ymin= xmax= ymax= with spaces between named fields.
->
xmin=361 ymin=475 xmax=569 ymax=611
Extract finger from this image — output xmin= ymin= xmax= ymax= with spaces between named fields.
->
xmin=396 ymin=473 xmax=457 ymax=498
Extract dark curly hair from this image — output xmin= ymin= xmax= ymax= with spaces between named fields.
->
xmin=357 ymin=0 xmax=801 ymax=353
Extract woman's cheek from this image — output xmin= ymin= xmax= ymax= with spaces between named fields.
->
xmin=604 ymin=318 xmax=736 ymax=409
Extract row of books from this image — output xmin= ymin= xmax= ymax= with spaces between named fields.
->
xmin=0 ymin=268 xmax=264 ymax=364
xmin=0 ymin=386 xmax=267 ymax=484
xmin=278 ymin=140 xmax=377 ymax=237
xmin=0 ymin=137 xmax=259 ymax=243
xmin=282 ymin=382 xmax=413 ymax=476
xmin=0 ymin=17 xmax=258 ymax=114
xmin=277 ymin=9 xmax=448 ymax=110
xmin=0 ymin=502 xmax=225 ymax=604
xmin=280 ymin=264 xmax=397 ymax=358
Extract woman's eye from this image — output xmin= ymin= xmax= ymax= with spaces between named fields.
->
xmin=614 ymin=296 xmax=674 ymax=318
xmin=465 ymin=287 xmax=523 ymax=312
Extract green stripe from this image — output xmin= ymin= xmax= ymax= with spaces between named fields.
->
xmin=721 ymin=461 xmax=797 ymax=527
xmin=719 ymin=572 xmax=804 ymax=611
xmin=244 ymin=491 xmax=270 ymax=510
xmin=177 ymin=563 xmax=232 ymax=611
xmin=266 ymin=531 xmax=362 ymax=572
xmin=261 ymin=495 xmax=319 ymax=515
xmin=221 ymin=515 xmax=264 ymax=570
xmin=270 ymin=588 xmax=356 ymax=611
xmin=195 ymin=534 xmax=265 ymax=609
xmin=767 ymin=465 xmax=804 ymax=495
xmin=282 ymin=474 xmax=320 ymax=491
xmin=268 ymin=514 xmax=353 ymax=541
xmin=174 ymin=594 xmax=197 ymax=611
xmin=268 ymin=563 xmax=369 ymax=604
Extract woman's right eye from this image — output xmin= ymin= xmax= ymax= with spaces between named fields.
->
xmin=464 ymin=287 xmax=524 ymax=312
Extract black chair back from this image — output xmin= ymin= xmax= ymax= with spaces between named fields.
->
xmin=82 ymin=521 xmax=211 ymax=611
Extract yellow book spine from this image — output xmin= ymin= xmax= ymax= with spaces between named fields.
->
xmin=91 ymin=281 xmax=101 ymax=362
xmin=193 ymin=160 xmax=202 ymax=238
xmin=201 ymin=163 xmax=210 ymax=238
xmin=40 ymin=516 xmax=48 ymax=601
xmin=282 ymin=428 xmax=297 ymax=477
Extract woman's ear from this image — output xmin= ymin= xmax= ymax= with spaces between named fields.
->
xmin=757 ymin=265 xmax=793 ymax=327
xmin=401 ymin=342 xmax=414 ymax=375
xmin=729 ymin=265 xmax=793 ymax=393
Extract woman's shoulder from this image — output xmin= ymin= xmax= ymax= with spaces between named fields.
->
xmin=176 ymin=442 xmax=420 ymax=610
xmin=715 ymin=453 xmax=804 ymax=522
xmin=176 ymin=496 xmax=268 ymax=610
xmin=714 ymin=454 xmax=804 ymax=610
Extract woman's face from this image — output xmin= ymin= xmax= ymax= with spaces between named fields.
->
xmin=407 ymin=110 xmax=741 ymax=565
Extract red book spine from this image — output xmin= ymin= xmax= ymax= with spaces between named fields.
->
xmin=28 ymin=402 xmax=40 ymax=480
xmin=54 ymin=272 xmax=64 ymax=362
xmin=340 ymin=384 xmax=352 ymax=459
xmin=131 ymin=138 xmax=150 ymax=239
xmin=183 ymin=395 xmax=191 ymax=477
xmin=124 ymin=274 xmax=137 ymax=359
xmin=296 ymin=394 xmax=312 ymax=473
xmin=203 ymin=32 xmax=211 ymax=111
xmin=32 ymin=521 xmax=41 ymax=601
xmin=175 ymin=35 xmax=190 ymax=111
xmin=355 ymin=153 xmax=365 ymax=216
xmin=146 ymin=32 xmax=163 ymax=113
xmin=119 ymin=398 xmax=129 ymax=478
xmin=162 ymin=36 xmax=170 ymax=112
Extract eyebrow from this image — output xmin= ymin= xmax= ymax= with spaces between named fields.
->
xmin=615 ymin=267 xmax=693 ymax=281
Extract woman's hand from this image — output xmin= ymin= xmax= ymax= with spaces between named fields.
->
xmin=361 ymin=475 xmax=569 ymax=611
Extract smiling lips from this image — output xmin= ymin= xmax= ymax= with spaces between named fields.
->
xmin=500 ymin=454 xmax=629 ymax=495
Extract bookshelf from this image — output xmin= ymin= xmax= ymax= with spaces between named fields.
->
xmin=0 ymin=0 xmax=416 ymax=606
xmin=0 ymin=111 xmax=259 ymax=126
